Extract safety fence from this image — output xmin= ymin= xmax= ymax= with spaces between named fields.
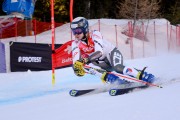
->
xmin=89 ymin=19 xmax=180 ymax=59
xmin=0 ymin=18 xmax=63 ymax=42
xmin=1 ymin=19 xmax=180 ymax=50
xmin=1 ymin=19 xmax=180 ymax=55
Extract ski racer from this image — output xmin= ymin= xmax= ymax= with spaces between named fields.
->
xmin=71 ymin=17 xmax=155 ymax=84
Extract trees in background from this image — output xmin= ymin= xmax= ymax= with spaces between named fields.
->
xmin=0 ymin=0 xmax=179 ymax=24
xmin=72 ymin=0 xmax=179 ymax=24
xmin=33 ymin=0 xmax=69 ymax=22
xmin=117 ymin=0 xmax=161 ymax=19
xmin=73 ymin=0 xmax=114 ymax=19
xmin=165 ymin=0 xmax=180 ymax=24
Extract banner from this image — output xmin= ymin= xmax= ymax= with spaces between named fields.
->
xmin=10 ymin=42 xmax=61 ymax=72
xmin=0 ymin=42 xmax=6 ymax=73
xmin=53 ymin=40 xmax=73 ymax=68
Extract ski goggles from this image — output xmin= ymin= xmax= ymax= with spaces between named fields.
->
xmin=72 ymin=28 xmax=84 ymax=35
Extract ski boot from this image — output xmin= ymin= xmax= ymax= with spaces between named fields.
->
xmin=101 ymin=72 xmax=129 ymax=84
xmin=123 ymin=66 xmax=155 ymax=83
xmin=137 ymin=67 xmax=155 ymax=83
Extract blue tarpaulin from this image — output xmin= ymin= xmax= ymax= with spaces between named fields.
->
xmin=2 ymin=0 xmax=35 ymax=19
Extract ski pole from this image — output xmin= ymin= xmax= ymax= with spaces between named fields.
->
xmin=84 ymin=65 xmax=163 ymax=88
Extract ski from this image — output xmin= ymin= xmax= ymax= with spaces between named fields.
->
xmin=109 ymin=77 xmax=163 ymax=96
xmin=69 ymin=89 xmax=95 ymax=97
xmin=109 ymin=85 xmax=149 ymax=96
xmin=69 ymin=77 xmax=161 ymax=97
xmin=69 ymin=82 xmax=146 ymax=97
xmin=69 ymin=85 xmax=148 ymax=97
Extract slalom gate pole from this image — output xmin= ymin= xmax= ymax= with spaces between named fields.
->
xmin=51 ymin=0 xmax=55 ymax=86
xmin=84 ymin=65 xmax=163 ymax=88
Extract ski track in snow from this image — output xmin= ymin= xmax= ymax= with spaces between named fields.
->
xmin=0 ymin=64 xmax=180 ymax=106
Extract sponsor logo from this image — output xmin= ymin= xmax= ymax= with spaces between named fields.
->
xmin=126 ymin=68 xmax=132 ymax=73
xmin=62 ymin=57 xmax=72 ymax=63
xmin=113 ymin=52 xmax=122 ymax=66
xmin=82 ymin=47 xmax=94 ymax=53
xmin=64 ymin=45 xmax=72 ymax=54
xmin=18 ymin=56 xmax=42 ymax=63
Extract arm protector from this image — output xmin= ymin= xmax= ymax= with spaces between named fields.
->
xmin=88 ymin=51 xmax=102 ymax=63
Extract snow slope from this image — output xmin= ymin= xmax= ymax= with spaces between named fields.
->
xmin=0 ymin=53 xmax=180 ymax=120
xmin=0 ymin=19 xmax=180 ymax=120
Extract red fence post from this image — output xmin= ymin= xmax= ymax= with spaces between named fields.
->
xmin=14 ymin=17 xmax=17 ymax=41
xmin=0 ymin=26 xmax=2 ymax=39
xmin=176 ymin=26 xmax=178 ymax=46
xmin=154 ymin=21 xmax=157 ymax=55
xmin=115 ymin=24 xmax=118 ymax=47
xmin=170 ymin=25 xmax=173 ymax=49
xmin=179 ymin=26 xmax=180 ymax=46
xmin=33 ymin=19 xmax=37 ymax=43
xmin=142 ymin=22 xmax=145 ymax=58
xmin=129 ymin=21 xmax=134 ymax=59
xmin=167 ymin=21 xmax=169 ymax=51
xmin=98 ymin=19 xmax=100 ymax=32
xmin=176 ymin=26 xmax=180 ymax=47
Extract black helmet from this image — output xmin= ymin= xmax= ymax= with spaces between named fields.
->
xmin=70 ymin=17 xmax=89 ymax=34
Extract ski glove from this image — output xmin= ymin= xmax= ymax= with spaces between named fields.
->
xmin=73 ymin=60 xmax=85 ymax=76
xmin=80 ymin=57 xmax=89 ymax=64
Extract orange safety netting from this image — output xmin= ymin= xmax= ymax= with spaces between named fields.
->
xmin=0 ymin=18 xmax=63 ymax=39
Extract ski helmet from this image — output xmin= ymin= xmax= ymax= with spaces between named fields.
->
xmin=70 ymin=17 xmax=89 ymax=35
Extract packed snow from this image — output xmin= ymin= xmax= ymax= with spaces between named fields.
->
xmin=0 ymin=18 xmax=180 ymax=120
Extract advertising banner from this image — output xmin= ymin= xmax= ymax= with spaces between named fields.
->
xmin=53 ymin=40 xmax=73 ymax=68
xmin=10 ymin=42 xmax=61 ymax=72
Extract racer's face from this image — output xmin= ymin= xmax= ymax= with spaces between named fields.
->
xmin=74 ymin=33 xmax=84 ymax=40
xmin=72 ymin=28 xmax=84 ymax=40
